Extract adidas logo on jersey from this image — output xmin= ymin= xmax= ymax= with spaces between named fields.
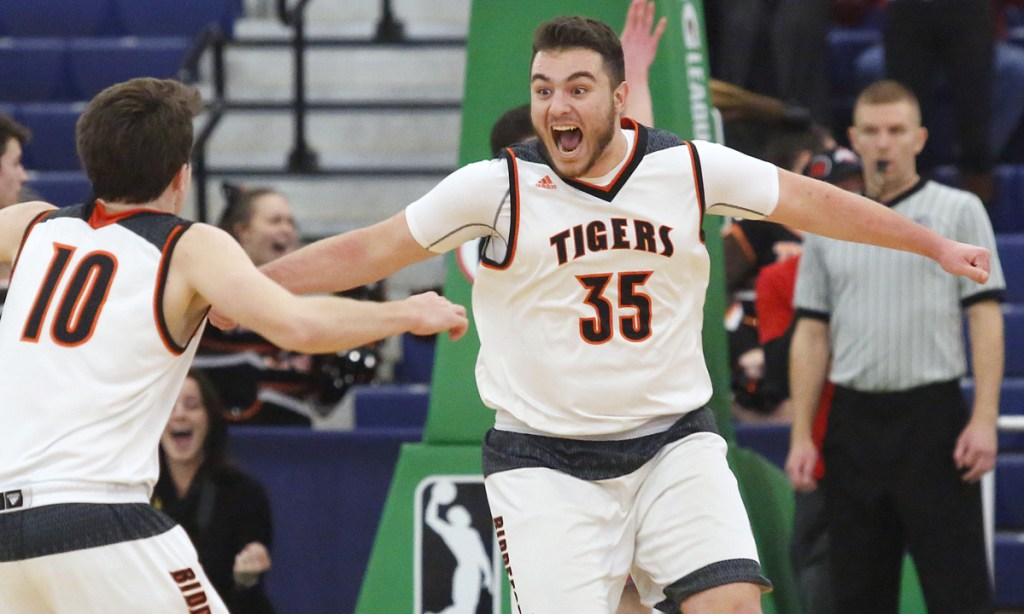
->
xmin=2 ymin=489 xmax=23 ymax=510
xmin=536 ymin=175 xmax=557 ymax=189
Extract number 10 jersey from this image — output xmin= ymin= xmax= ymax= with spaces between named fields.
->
xmin=0 ymin=201 xmax=203 ymax=505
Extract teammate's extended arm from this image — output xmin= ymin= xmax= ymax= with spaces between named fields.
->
xmin=785 ymin=316 xmax=830 ymax=492
xmin=767 ymin=169 xmax=991 ymax=284
xmin=176 ymin=223 xmax=466 ymax=353
xmin=955 ymin=300 xmax=1003 ymax=482
xmin=0 ymin=201 xmax=57 ymax=264
xmin=620 ymin=0 xmax=665 ymax=127
xmin=259 ymin=211 xmax=432 ymax=296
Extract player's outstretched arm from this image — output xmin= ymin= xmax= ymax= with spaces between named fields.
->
xmin=0 ymin=201 xmax=57 ymax=264
xmin=767 ymin=169 xmax=991 ymax=284
xmin=261 ymin=211 xmax=434 ymax=296
xmin=176 ymin=224 xmax=467 ymax=353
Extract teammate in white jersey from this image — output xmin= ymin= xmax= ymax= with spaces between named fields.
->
xmin=0 ymin=78 xmax=468 ymax=614
xmin=254 ymin=17 xmax=991 ymax=614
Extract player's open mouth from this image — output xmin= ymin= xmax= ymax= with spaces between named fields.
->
xmin=553 ymin=125 xmax=582 ymax=154
xmin=271 ymin=240 xmax=290 ymax=256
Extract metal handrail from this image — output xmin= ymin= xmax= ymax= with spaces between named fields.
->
xmin=181 ymin=22 xmax=229 ymax=222
xmin=276 ymin=0 xmax=318 ymax=171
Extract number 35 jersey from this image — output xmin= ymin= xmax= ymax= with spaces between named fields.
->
xmin=406 ymin=122 xmax=780 ymax=438
xmin=0 ymin=201 xmax=203 ymax=502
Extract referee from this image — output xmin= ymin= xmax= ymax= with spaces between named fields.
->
xmin=785 ymin=79 xmax=1005 ymax=614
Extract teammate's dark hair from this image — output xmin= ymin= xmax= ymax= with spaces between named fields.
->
xmin=490 ymin=104 xmax=534 ymax=156
xmin=76 ymin=78 xmax=201 ymax=204
xmin=217 ymin=185 xmax=282 ymax=240
xmin=764 ymin=122 xmax=832 ymax=173
xmin=0 ymin=113 xmax=31 ymax=158
xmin=532 ymin=16 xmax=625 ymax=86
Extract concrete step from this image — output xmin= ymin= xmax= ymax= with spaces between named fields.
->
xmin=215 ymin=42 xmax=467 ymax=102
xmin=197 ymin=108 xmax=461 ymax=169
xmin=241 ymin=0 xmax=469 ymax=38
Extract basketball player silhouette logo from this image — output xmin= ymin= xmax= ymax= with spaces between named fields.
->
xmin=416 ymin=477 xmax=500 ymax=614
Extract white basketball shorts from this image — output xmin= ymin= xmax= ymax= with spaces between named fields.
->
xmin=484 ymin=431 xmax=767 ymax=612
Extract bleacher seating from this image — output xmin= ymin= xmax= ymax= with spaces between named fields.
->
xmin=994 ymin=166 xmax=1024 ymax=233
xmin=351 ymin=383 xmax=430 ymax=431
xmin=17 ymin=103 xmax=85 ymax=171
xmin=0 ymin=39 xmax=68 ymax=102
xmin=393 ymin=333 xmax=437 ymax=384
xmin=0 ymin=0 xmax=117 ymax=37
xmin=999 ymin=234 xmax=1024 ymax=303
xmin=67 ymin=37 xmax=192 ymax=100
xmin=26 ymin=171 xmax=91 ymax=207
xmin=115 ymin=0 xmax=238 ymax=38
xmin=826 ymin=27 xmax=881 ymax=99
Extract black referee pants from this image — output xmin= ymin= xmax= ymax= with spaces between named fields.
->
xmin=821 ymin=380 xmax=993 ymax=614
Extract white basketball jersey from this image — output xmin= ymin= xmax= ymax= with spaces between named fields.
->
xmin=471 ymin=131 xmax=716 ymax=437
xmin=406 ymin=124 xmax=779 ymax=438
xmin=0 ymin=201 xmax=203 ymax=505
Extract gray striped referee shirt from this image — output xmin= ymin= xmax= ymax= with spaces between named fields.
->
xmin=794 ymin=179 xmax=1005 ymax=392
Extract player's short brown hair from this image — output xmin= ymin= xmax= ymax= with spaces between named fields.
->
xmin=854 ymin=80 xmax=922 ymax=122
xmin=532 ymin=16 xmax=625 ymax=87
xmin=76 ymin=78 xmax=202 ymax=204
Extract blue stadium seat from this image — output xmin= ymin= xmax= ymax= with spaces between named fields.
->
xmin=67 ymin=37 xmax=190 ymax=100
xmin=0 ymin=0 xmax=118 ymax=37
xmin=27 ymin=171 xmax=92 ymax=207
xmin=1006 ymin=305 xmax=1024 ymax=377
xmin=351 ymin=384 xmax=430 ymax=430
xmin=0 ymin=39 xmax=68 ymax=101
xmin=995 ymin=531 xmax=1024 ymax=608
xmin=998 ymin=234 xmax=1024 ymax=303
xmin=394 ymin=333 xmax=437 ymax=384
xmin=827 ymin=28 xmax=881 ymax=98
xmin=733 ymin=422 xmax=789 ymax=470
xmin=992 ymin=165 xmax=1024 ymax=234
xmin=18 ymin=103 xmax=85 ymax=171
xmin=114 ymin=0 xmax=238 ymax=38
xmin=962 ymin=378 xmax=1024 ymax=450
xmin=996 ymin=454 xmax=1024 ymax=529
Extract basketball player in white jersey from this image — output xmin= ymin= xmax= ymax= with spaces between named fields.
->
xmin=249 ymin=17 xmax=991 ymax=614
xmin=0 ymin=78 xmax=468 ymax=613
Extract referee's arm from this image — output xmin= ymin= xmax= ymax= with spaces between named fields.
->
xmin=785 ymin=315 xmax=830 ymax=492
xmin=955 ymin=300 xmax=1004 ymax=482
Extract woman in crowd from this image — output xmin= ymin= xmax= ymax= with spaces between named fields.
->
xmin=154 ymin=370 xmax=276 ymax=613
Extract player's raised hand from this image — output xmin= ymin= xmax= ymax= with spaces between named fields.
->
xmin=403 ymin=291 xmax=469 ymax=341
xmin=938 ymin=241 xmax=990 ymax=284
xmin=621 ymin=0 xmax=666 ymax=76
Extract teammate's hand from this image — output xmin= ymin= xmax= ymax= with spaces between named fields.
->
xmin=939 ymin=241 xmax=990 ymax=285
xmin=621 ymin=0 xmax=666 ymax=75
xmin=785 ymin=437 xmax=819 ymax=492
xmin=954 ymin=418 xmax=997 ymax=483
xmin=233 ymin=541 xmax=272 ymax=588
xmin=207 ymin=308 xmax=238 ymax=331
xmin=404 ymin=291 xmax=469 ymax=341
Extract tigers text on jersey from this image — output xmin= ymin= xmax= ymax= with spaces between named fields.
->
xmin=406 ymin=122 xmax=779 ymax=438
xmin=0 ymin=201 xmax=203 ymax=507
